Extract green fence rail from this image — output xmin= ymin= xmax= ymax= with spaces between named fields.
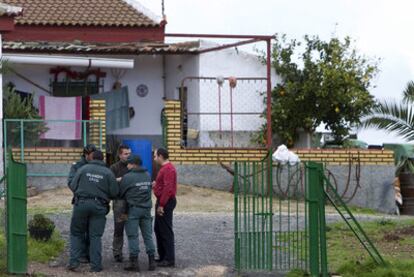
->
xmin=0 ymin=175 xmax=5 ymax=199
xmin=4 ymin=119 xmax=103 ymax=177
xmin=6 ymin=149 xmax=28 ymax=274
xmin=322 ymin=173 xmax=386 ymax=266
xmin=234 ymin=159 xmax=383 ymax=276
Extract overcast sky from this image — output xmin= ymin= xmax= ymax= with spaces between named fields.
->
xmin=137 ymin=0 xmax=414 ymax=145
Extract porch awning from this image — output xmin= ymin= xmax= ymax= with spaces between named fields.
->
xmin=3 ymin=53 xmax=134 ymax=69
xmin=2 ymin=40 xmax=201 ymax=55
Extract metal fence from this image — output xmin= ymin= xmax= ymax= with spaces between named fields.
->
xmin=234 ymin=157 xmax=385 ymax=276
xmin=5 ymin=150 xmax=27 ymax=274
xmin=234 ymin=158 xmax=319 ymax=273
xmin=4 ymin=119 xmax=103 ymax=177
xmin=180 ymin=76 xmax=267 ymax=149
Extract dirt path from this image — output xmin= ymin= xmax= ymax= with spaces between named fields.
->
xmin=25 ymin=186 xmax=405 ymax=277
xmin=28 ymin=212 xmax=237 ymax=277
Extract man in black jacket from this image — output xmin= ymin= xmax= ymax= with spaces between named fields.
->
xmin=110 ymin=144 xmax=131 ymax=262
xmin=119 ymin=155 xmax=156 ymax=272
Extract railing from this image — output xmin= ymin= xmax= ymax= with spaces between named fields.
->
xmin=4 ymin=119 xmax=103 ymax=177
xmin=234 ymin=159 xmax=385 ymax=276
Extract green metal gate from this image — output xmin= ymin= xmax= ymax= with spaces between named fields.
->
xmin=234 ymin=156 xmax=329 ymax=276
xmin=6 ymin=150 xmax=28 ymax=274
xmin=234 ymin=156 xmax=385 ymax=276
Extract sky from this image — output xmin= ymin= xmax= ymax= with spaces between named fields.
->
xmin=136 ymin=0 xmax=414 ymax=145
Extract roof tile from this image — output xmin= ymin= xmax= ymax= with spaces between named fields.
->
xmin=1 ymin=0 xmax=160 ymax=27
xmin=2 ymin=40 xmax=201 ymax=54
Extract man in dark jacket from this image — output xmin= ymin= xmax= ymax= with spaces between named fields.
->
xmin=67 ymin=144 xmax=97 ymax=263
xmin=119 ymin=155 xmax=156 ymax=272
xmin=68 ymin=150 xmax=119 ymax=273
xmin=67 ymin=144 xmax=97 ymax=186
xmin=110 ymin=144 xmax=131 ymax=262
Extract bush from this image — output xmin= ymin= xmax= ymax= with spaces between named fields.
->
xmin=28 ymin=214 xmax=55 ymax=241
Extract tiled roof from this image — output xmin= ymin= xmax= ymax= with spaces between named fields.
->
xmin=2 ymin=40 xmax=201 ymax=54
xmin=1 ymin=0 xmax=160 ymax=27
xmin=0 ymin=3 xmax=22 ymax=16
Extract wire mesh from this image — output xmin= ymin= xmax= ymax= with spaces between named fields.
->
xmin=181 ymin=77 xmax=267 ymax=148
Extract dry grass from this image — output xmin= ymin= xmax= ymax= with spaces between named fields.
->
xmin=27 ymin=184 xmax=235 ymax=214
xmin=176 ymin=185 xmax=234 ymax=213
xmin=26 ymin=185 xmax=373 ymax=215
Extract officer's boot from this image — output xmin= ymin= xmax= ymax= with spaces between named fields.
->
xmin=124 ymin=256 xmax=140 ymax=272
xmin=148 ymin=254 xmax=156 ymax=271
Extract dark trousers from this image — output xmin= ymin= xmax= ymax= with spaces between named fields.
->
xmin=154 ymin=198 xmax=176 ymax=262
xmin=69 ymin=199 xmax=107 ymax=272
xmin=113 ymin=199 xmax=127 ymax=258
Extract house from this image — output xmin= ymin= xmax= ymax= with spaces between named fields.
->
xmin=0 ymin=0 xmax=274 ymax=188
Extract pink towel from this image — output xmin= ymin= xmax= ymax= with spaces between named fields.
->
xmin=39 ymin=96 xmax=82 ymax=140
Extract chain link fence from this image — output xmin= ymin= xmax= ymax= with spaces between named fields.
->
xmin=181 ymin=77 xmax=267 ymax=148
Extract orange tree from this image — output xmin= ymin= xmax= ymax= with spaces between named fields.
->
xmin=259 ymin=35 xmax=379 ymax=147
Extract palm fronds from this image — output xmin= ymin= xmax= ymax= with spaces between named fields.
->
xmin=403 ymin=81 xmax=414 ymax=104
xmin=360 ymin=100 xmax=414 ymax=141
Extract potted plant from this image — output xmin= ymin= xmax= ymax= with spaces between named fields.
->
xmin=28 ymin=214 xmax=55 ymax=241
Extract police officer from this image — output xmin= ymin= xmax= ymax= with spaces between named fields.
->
xmin=68 ymin=150 xmax=119 ymax=273
xmin=67 ymin=144 xmax=97 ymax=263
xmin=110 ymin=144 xmax=131 ymax=262
xmin=119 ymin=155 xmax=156 ymax=272
xmin=67 ymin=144 xmax=97 ymax=186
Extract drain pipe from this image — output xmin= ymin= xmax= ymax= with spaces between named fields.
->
xmin=162 ymin=55 xmax=167 ymax=99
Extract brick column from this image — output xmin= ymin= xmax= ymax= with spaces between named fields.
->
xmin=89 ymin=99 xmax=106 ymax=154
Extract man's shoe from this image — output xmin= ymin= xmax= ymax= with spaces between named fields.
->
xmin=114 ymin=255 xmax=123 ymax=263
xmin=66 ymin=264 xmax=80 ymax=272
xmin=148 ymin=254 xmax=156 ymax=271
xmin=124 ymin=257 xmax=140 ymax=272
xmin=157 ymin=260 xmax=175 ymax=268
xmin=79 ymin=256 xmax=90 ymax=263
xmin=89 ymin=268 xmax=102 ymax=273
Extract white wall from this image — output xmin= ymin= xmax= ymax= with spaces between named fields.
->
xmin=165 ymin=54 xmax=200 ymax=129
xmin=198 ymin=41 xmax=277 ymax=132
xmin=108 ymin=55 xmax=164 ymax=136
xmin=3 ymin=55 xmax=167 ymax=136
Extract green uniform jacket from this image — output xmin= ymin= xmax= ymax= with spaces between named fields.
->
xmin=67 ymin=156 xmax=87 ymax=186
xmin=69 ymin=160 xmax=119 ymax=202
xmin=119 ymin=167 xmax=152 ymax=209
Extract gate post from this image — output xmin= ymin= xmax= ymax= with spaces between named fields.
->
xmin=6 ymin=151 xmax=28 ymax=274
xmin=234 ymin=161 xmax=240 ymax=272
xmin=307 ymin=161 xmax=328 ymax=277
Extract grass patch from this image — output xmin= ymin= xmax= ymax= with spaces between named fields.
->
xmin=0 ymin=228 xmax=64 ymax=275
xmin=286 ymin=268 xmax=309 ymax=277
xmin=28 ymin=230 xmax=65 ymax=263
xmin=337 ymin=260 xmax=414 ymax=277
xmin=328 ymin=219 xmax=414 ymax=276
xmin=288 ymin=218 xmax=414 ymax=276
xmin=347 ymin=205 xmax=378 ymax=215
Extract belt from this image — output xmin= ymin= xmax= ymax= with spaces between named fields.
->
xmin=77 ymin=196 xmax=108 ymax=204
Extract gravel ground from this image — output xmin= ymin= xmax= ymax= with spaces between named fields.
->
xmin=30 ymin=212 xmax=240 ymax=277
xmin=27 ymin=211 xmax=404 ymax=277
